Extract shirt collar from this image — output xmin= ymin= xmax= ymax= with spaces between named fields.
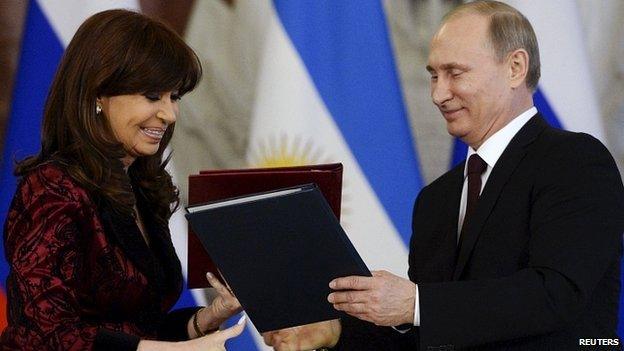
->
xmin=465 ymin=106 xmax=537 ymax=176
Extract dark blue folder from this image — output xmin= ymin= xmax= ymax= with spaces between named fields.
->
xmin=186 ymin=183 xmax=370 ymax=332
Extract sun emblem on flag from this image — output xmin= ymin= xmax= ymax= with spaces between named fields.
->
xmin=247 ymin=133 xmax=353 ymax=227
xmin=247 ymin=133 xmax=330 ymax=168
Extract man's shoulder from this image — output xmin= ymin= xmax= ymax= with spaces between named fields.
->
xmin=535 ymin=127 xmax=614 ymax=163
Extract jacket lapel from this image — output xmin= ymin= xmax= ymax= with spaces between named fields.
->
xmin=452 ymin=115 xmax=547 ymax=280
xmin=441 ymin=165 xmax=465 ymax=280
xmin=98 ymin=203 xmax=158 ymax=282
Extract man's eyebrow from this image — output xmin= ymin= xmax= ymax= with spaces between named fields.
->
xmin=441 ymin=62 xmax=470 ymax=71
xmin=426 ymin=62 xmax=470 ymax=73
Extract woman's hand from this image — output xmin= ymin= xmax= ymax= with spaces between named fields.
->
xmin=184 ymin=315 xmax=246 ymax=351
xmin=138 ymin=315 xmax=246 ymax=351
xmin=190 ymin=272 xmax=243 ymax=337
xmin=206 ymin=272 xmax=242 ymax=323
xmin=262 ymin=319 xmax=341 ymax=351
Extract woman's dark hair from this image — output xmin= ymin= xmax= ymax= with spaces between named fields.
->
xmin=16 ymin=9 xmax=202 ymax=225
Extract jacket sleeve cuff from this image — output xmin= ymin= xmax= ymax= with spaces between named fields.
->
xmin=159 ymin=306 xmax=203 ymax=341
xmin=94 ymin=329 xmax=141 ymax=351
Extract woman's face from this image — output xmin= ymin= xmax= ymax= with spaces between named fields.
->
xmin=98 ymin=91 xmax=179 ymax=167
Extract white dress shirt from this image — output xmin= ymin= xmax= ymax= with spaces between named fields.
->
xmin=409 ymin=106 xmax=537 ymax=327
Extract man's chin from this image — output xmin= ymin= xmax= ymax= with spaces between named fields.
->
xmin=446 ymin=124 xmax=468 ymax=140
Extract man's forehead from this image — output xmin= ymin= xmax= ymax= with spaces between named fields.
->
xmin=432 ymin=13 xmax=490 ymax=46
xmin=427 ymin=13 xmax=492 ymax=66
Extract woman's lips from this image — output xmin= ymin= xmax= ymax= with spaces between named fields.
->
xmin=140 ymin=127 xmax=165 ymax=141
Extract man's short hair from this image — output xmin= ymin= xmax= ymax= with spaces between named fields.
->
xmin=443 ymin=0 xmax=541 ymax=91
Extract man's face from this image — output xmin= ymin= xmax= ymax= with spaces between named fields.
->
xmin=427 ymin=13 xmax=512 ymax=149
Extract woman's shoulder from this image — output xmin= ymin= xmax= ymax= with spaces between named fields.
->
xmin=17 ymin=161 xmax=91 ymax=204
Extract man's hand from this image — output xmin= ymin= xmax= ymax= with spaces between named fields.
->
xmin=262 ymin=319 xmax=341 ymax=351
xmin=328 ymin=270 xmax=416 ymax=326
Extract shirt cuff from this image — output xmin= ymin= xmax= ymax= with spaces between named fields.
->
xmin=413 ymin=283 xmax=420 ymax=326
xmin=392 ymin=284 xmax=419 ymax=333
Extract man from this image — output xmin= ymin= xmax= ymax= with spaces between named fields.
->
xmin=264 ymin=1 xmax=624 ymax=350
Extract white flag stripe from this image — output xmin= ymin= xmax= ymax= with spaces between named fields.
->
xmin=167 ymin=162 xmax=208 ymax=307
xmin=505 ymin=0 xmax=604 ymax=142
xmin=38 ymin=0 xmax=139 ymax=47
xmin=249 ymin=8 xmax=409 ymax=275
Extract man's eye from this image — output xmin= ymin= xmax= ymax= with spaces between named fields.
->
xmin=171 ymin=94 xmax=181 ymax=101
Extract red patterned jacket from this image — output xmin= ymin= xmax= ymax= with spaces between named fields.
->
xmin=1 ymin=163 xmax=197 ymax=350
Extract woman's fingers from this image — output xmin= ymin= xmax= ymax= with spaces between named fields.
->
xmin=206 ymin=272 xmax=232 ymax=297
xmin=214 ymin=315 xmax=247 ymax=343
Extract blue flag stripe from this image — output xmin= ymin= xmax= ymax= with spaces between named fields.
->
xmin=273 ymin=0 xmax=423 ymax=245
xmin=0 ymin=0 xmax=64 ymax=290
xmin=532 ymin=89 xmax=563 ymax=130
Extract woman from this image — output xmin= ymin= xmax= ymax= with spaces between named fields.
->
xmin=1 ymin=9 xmax=244 ymax=350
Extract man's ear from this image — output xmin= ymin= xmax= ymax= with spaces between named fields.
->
xmin=508 ymin=48 xmax=529 ymax=89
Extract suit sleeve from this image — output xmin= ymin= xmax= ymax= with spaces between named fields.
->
xmin=332 ymin=314 xmax=418 ymax=350
xmin=417 ymin=135 xmax=624 ymax=348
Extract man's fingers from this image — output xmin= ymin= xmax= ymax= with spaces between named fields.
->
xmin=332 ymin=302 xmax=369 ymax=314
xmin=262 ymin=331 xmax=277 ymax=346
xmin=327 ymin=290 xmax=370 ymax=304
xmin=329 ymin=276 xmax=373 ymax=291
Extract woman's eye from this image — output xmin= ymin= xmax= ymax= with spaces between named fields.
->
xmin=171 ymin=94 xmax=181 ymax=102
xmin=144 ymin=93 xmax=160 ymax=101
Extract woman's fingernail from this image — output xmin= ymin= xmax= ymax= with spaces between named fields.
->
xmin=237 ymin=315 xmax=247 ymax=325
xmin=206 ymin=272 xmax=213 ymax=279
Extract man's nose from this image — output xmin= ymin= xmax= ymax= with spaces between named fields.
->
xmin=431 ymin=78 xmax=452 ymax=106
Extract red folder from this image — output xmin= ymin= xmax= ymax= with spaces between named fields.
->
xmin=187 ymin=163 xmax=343 ymax=288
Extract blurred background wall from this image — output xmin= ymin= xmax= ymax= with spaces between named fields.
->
xmin=1 ymin=0 xmax=623 ymax=192
xmin=1 ymin=1 xmax=623 ymax=349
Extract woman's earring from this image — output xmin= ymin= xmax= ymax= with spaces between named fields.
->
xmin=96 ymin=103 xmax=102 ymax=115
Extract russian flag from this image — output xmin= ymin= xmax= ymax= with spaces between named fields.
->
xmin=0 ymin=0 xmax=201 ymax=332
xmin=238 ymin=1 xmax=423 ymax=349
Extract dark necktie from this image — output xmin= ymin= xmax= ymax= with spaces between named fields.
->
xmin=459 ymin=154 xmax=487 ymax=244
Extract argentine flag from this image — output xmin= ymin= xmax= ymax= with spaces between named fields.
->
xmin=238 ymin=1 xmax=423 ymax=349
xmin=0 ymin=0 xmax=201 ymax=332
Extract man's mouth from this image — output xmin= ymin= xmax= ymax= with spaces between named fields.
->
xmin=442 ymin=108 xmax=464 ymax=119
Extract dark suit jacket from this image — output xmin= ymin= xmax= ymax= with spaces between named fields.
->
xmin=1 ymin=163 xmax=198 ymax=350
xmin=337 ymin=115 xmax=624 ymax=350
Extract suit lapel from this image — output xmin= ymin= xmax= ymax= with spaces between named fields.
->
xmin=441 ymin=165 xmax=464 ymax=280
xmin=452 ymin=115 xmax=547 ymax=280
